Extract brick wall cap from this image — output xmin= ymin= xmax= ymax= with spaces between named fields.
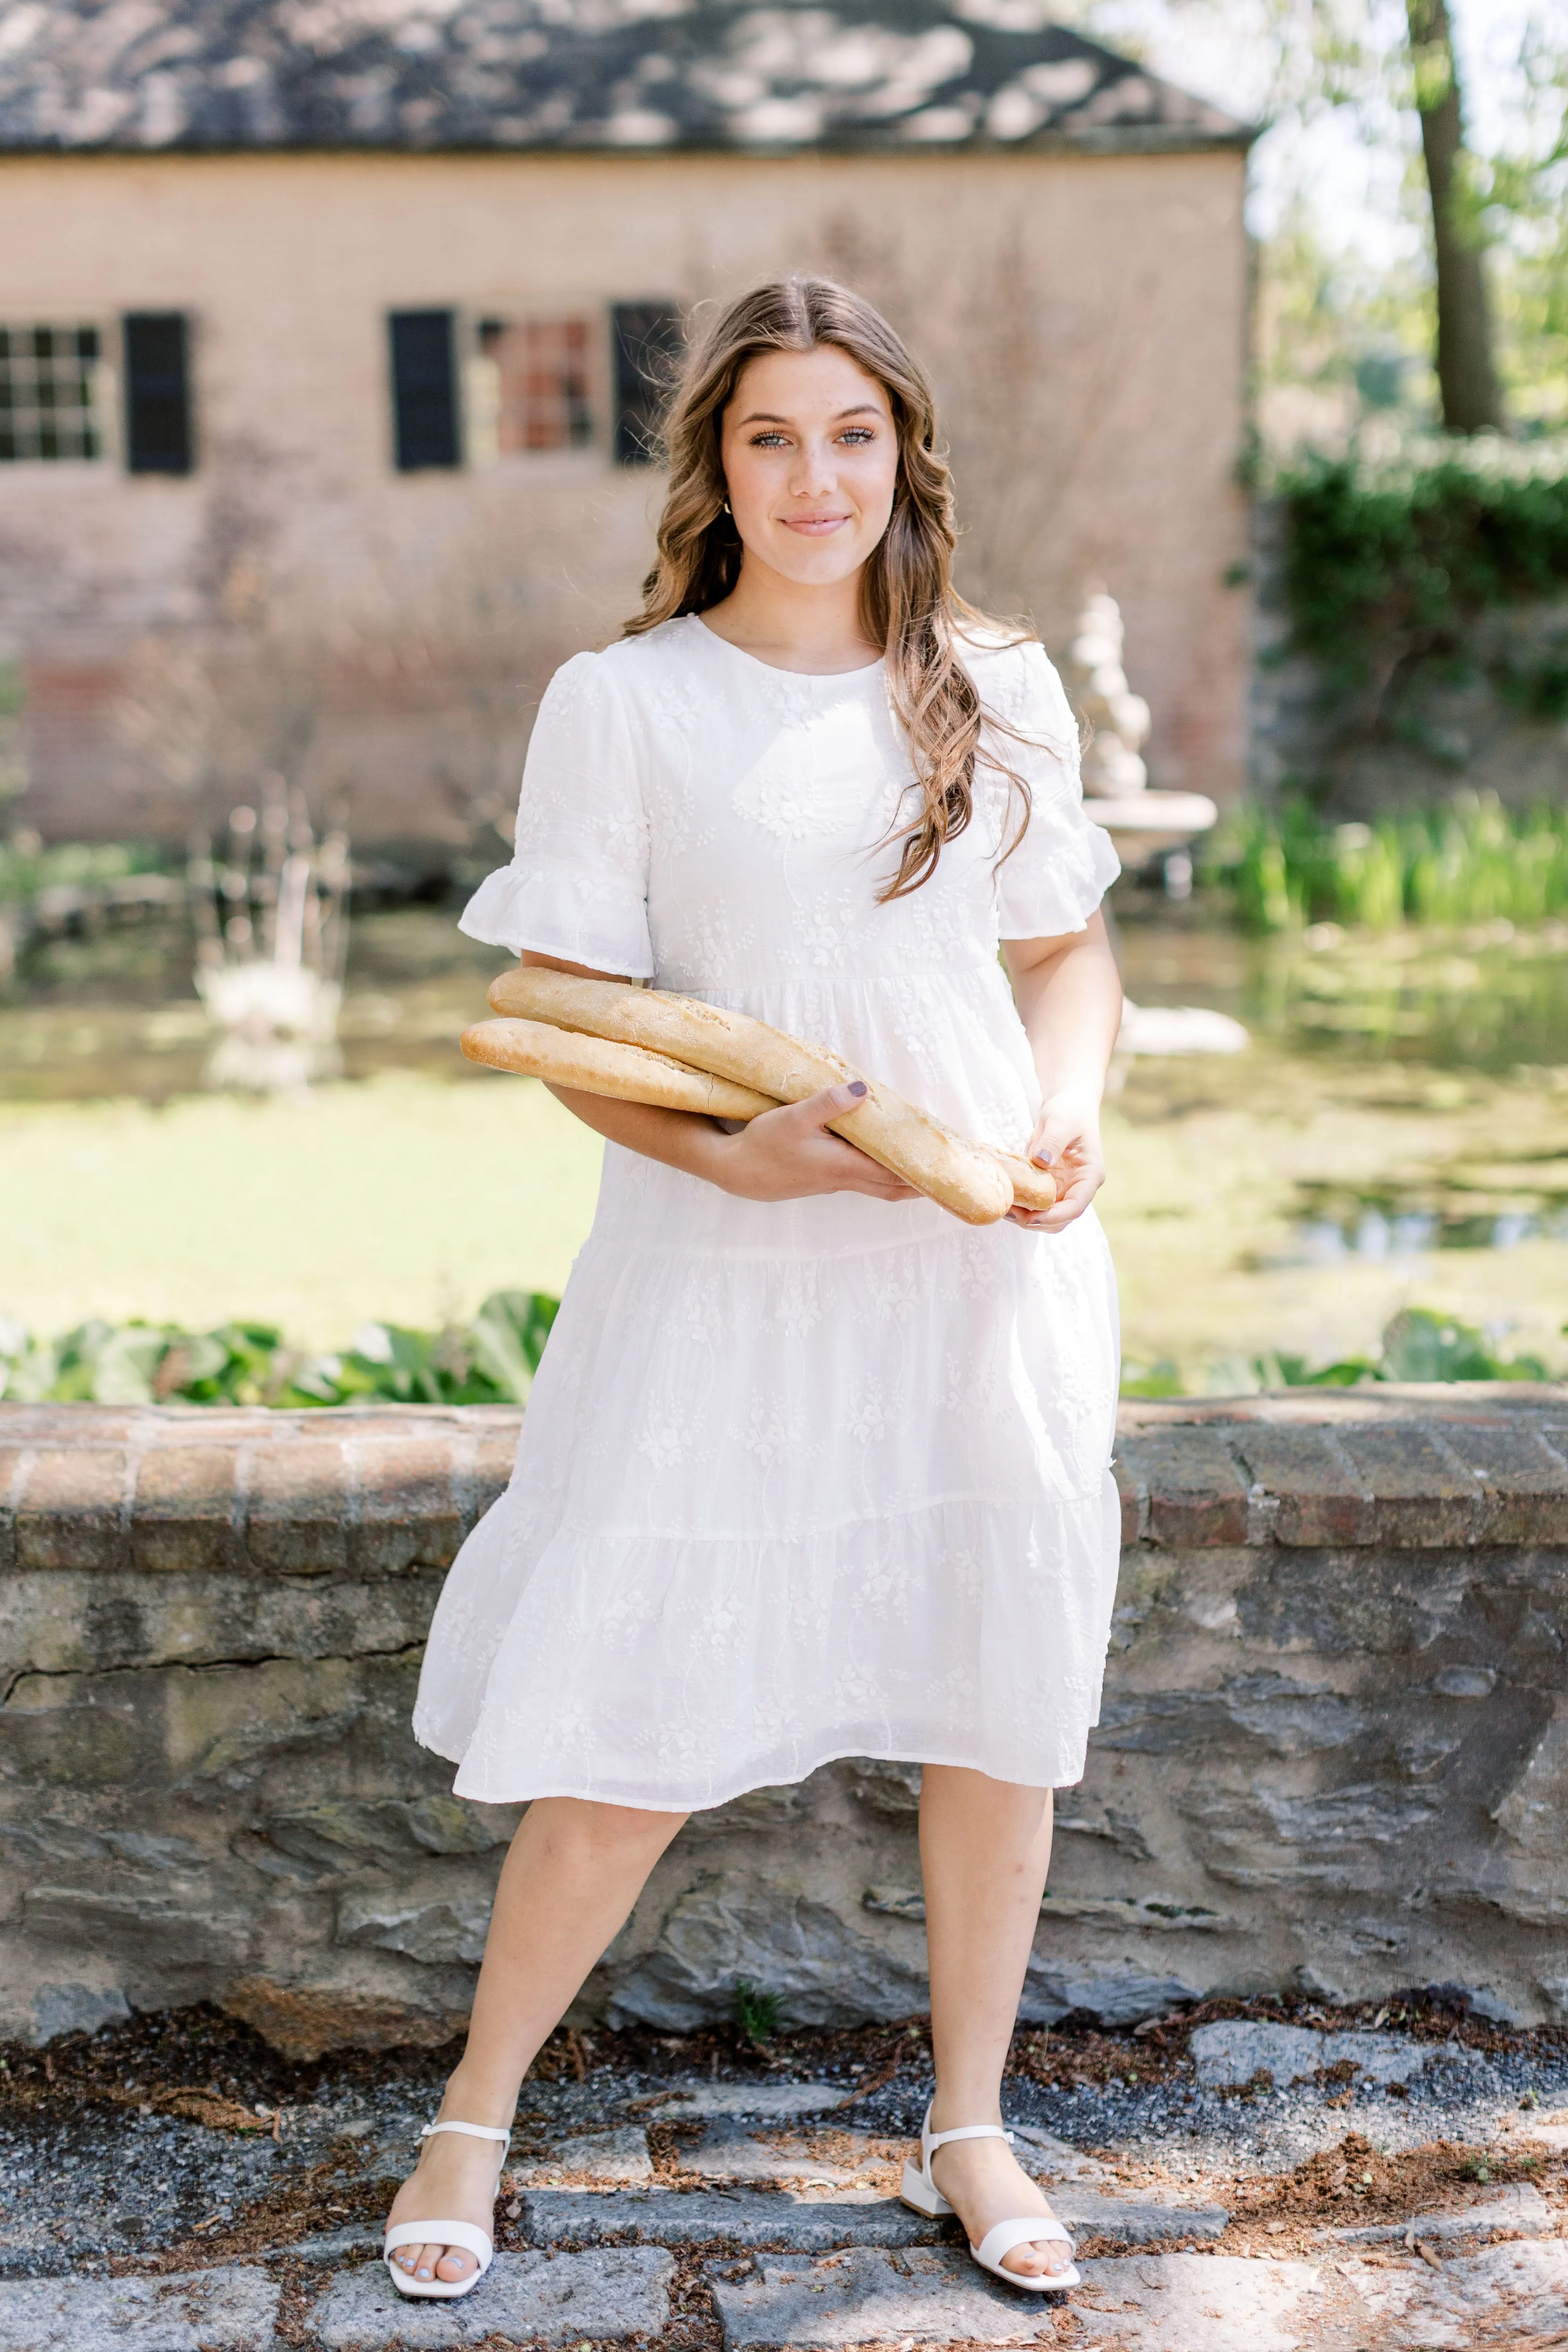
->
xmin=1118 ymin=1384 xmax=1568 ymax=1430
xmin=4 ymin=1396 xmax=1564 ymax=1570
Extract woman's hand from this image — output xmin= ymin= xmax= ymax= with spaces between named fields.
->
xmin=712 ymin=1083 xmax=921 ymax=1205
xmin=1008 ymin=1088 xmax=1106 ymax=1233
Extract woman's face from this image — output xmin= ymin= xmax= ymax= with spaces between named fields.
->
xmin=719 ymin=345 xmax=899 ymax=590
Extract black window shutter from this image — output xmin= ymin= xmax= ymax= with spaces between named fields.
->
xmin=612 ymin=302 xmax=683 ymax=466
xmin=389 ymin=309 xmax=461 ymax=470
xmin=123 ymin=312 xmax=193 ymax=475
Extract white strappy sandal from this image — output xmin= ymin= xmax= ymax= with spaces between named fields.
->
xmin=900 ymin=2103 xmax=1079 ymax=2292
xmin=383 ymin=2118 xmax=510 ymax=2300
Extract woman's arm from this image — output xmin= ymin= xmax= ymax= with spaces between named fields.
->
xmin=517 ymin=952 xmax=918 ymax=1205
xmin=1001 ymin=911 xmax=1122 ymax=1233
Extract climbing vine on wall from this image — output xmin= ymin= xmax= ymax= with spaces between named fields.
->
xmin=1273 ymin=442 xmax=1568 ymax=723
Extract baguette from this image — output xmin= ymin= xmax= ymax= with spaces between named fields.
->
xmin=996 ymin=1152 xmax=1057 ymax=1216
xmin=461 ymin=1017 xmax=779 ymax=1120
xmin=486 ymin=968 xmax=1017 ymax=1226
xmin=467 ymin=1010 xmax=1058 ymax=1216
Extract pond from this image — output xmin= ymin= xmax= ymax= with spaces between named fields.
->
xmin=2 ymin=887 xmax=1566 ymax=1384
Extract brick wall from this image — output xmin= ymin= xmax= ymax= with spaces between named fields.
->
xmin=3 ymin=1389 xmax=1565 ymax=2053
xmin=0 ymin=146 xmax=1251 ymax=844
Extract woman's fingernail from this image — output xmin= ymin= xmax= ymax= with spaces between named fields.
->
xmin=848 ymin=1081 xmax=868 ymax=1098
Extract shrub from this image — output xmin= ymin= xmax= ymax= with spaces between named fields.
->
xmin=1122 ymin=1307 xmax=1553 ymax=1398
xmin=1273 ymin=439 xmax=1568 ymax=688
xmin=0 ymin=1291 xmax=560 ymax=1408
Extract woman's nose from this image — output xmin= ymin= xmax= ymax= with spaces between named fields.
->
xmin=790 ymin=442 xmax=835 ymax=497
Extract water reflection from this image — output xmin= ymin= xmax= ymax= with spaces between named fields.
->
xmin=1117 ymin=904 xmax=1568 ymax=1076
xmin=1293 ymin=1199 xmax=1568 ymax=1262
xmin=5 ymin=892 xmax=1568 ymax=1106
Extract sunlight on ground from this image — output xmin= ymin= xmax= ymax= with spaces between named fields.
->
xmin=0 ymin=1071 xmax=603 ymax=1347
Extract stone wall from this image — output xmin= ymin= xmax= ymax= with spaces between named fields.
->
xmin=3 ymin=1389 xmax=1566 ymax=2054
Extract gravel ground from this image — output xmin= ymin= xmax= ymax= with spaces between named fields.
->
xmin=1 ymin=1992 xmax=1564 ymax=2282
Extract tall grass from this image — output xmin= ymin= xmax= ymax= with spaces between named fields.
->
xmin=1206 ymin=792 xmax=1568 ymax=934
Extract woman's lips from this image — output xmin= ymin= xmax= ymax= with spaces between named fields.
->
xmin=781 ymin=513 xmax=852 ymax=535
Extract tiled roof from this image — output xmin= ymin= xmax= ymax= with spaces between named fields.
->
xmin=0 ymin=0 xmax=1251 ymax=155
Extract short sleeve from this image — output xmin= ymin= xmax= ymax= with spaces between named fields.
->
xmin=457 ymin=652 xmax=654 ymax=978
xmin=983 ymin=639 xmax=1121 ymax=940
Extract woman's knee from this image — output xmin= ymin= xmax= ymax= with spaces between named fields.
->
xmin=526 ymin=1795 xmax=688 ymax=1865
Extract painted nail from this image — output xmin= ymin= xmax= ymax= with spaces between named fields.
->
xmin=417 ymin=2267 xmax=431 ymax=2278
xmin=848 ymin=1081 xmax=868 ymax=1097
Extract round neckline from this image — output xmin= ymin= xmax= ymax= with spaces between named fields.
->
xmin=690 ymin=613 xmax=885 ymax=683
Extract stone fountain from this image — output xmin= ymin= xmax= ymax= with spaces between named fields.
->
xmin=1065 ymin=591 xmax=1245 ymax=1058
xmin=189 ymin=778 xmax=350 ymax=1093
xmin=1066 ymin=589 xmax=1219 ymax=892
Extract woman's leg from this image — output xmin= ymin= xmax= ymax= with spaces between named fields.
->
xmin=918 ymin=1765 xmax=1068 ymax=2280
xmin=388 ymin=1795 xmax=687 ymax=2284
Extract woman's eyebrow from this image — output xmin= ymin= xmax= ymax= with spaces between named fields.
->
xmin=733 ymin=404 xmax=885 ymax=426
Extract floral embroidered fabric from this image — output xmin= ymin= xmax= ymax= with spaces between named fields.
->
xmin=415 ymin=615 xmax=1123 ymax=1808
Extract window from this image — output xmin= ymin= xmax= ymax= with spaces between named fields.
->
xmin=478 ymin=318 xmax=595 ymax=454
xmin=124 ymin=312 xmax=194 ymax=475
xmin=0 ymin=325 xmax=102 ymax=462
xmin=612 ymin=301 xmax=683 ymax=466
xmin=389 ymin=309 xmax=461 ymax=471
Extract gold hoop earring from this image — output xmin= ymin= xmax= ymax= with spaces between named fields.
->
xmin=722 ymin=499 xmax=731 ymax=515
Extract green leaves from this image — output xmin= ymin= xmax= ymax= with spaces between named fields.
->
xmin=1206 ymin=792 xmax=1568 ymax=934
xmin=1120 ymin=1306 xmax=1550 ymax=1397
xmin=1276 ymin=443 xmax=1568 ymax=686
xmin=0 ymin=1291 xmax=562 ymax=1409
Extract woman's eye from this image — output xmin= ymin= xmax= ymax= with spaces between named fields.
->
xmin=750 ymin=431 xmax=789 ymax=448
xmin=839 ymin=427 xmax=875 ymax=445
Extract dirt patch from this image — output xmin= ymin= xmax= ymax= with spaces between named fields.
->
xmin=1215 ymin=2129 xmax=1566 ymax=2258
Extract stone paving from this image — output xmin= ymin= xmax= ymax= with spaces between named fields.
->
xmin=1 ymin=2019 xmax=1566 ymax=2348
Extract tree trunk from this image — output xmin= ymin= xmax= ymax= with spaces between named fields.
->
xmin=1406 ymin=0 xmax=1506 ymax=433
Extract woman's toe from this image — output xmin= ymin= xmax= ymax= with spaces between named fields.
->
xmin=1001 ymin=2241 xmax=1067 ymax=2278
xmin=435 ymin=2248 xmax=474 ymax=2282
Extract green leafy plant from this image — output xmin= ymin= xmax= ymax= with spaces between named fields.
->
xmin=0 ymin=836 xmax=168 ymax=905
xmin=1121 ymin=1307 xmax=1553 ymax=1398
xmin=1204 ymin=792 xmax=1568 ymax=934
xmin=733 ymin=1982 xmax=784 ymax=2046
xmin=0 ymin=1291 xmax=560 ymax=1409
xmin=1274 ymin=440 xmax=1568 ymax=689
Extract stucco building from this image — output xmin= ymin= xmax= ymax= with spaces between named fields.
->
xmin=0 ymin=1 xmax=1253 ymax=850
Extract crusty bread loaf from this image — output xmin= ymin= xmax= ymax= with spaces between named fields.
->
xmin=486 ymin=968 xmax=1017 ymax=1226
xmin=996 ymin=1152 xmax=1057 ymax=1215
xmin=461 ymin=1018 xmax=778 ymax=1120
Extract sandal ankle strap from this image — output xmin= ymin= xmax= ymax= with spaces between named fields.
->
xmin=926 ymin=2123 xmax=1015 ymax=2151
xmin=420 ymin=2120 xmax=511 ymax=2145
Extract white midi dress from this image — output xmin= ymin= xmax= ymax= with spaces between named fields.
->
xmin=414 ymin=614 xmax=1124 ymax=1811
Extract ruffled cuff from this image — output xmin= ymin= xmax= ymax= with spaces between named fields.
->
xmin=995 ymin=792 xmax=1122 ymax=940
xmin=458 ymin=861 xmax=656 ymax=979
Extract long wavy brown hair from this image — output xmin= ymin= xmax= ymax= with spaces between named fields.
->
xmin=625 ymin=276 xmax=1032 ymax=901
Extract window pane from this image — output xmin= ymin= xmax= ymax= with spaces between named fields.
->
xmin=482 ymin=317 xmax=596 ymax=455
xmin=0 ymin=319 xmax=105 ymax=462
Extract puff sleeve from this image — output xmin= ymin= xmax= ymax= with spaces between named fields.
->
xmin=458 ymin=652 xmax=654 ymax=978
xmin=985 ymin=640 xmax=1121 ymax=941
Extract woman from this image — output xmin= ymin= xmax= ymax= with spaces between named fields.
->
xmin=387 ymin=276 xmax=1123 ymax=2303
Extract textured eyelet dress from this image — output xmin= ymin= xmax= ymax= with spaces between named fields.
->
xmin=414 ymin=614 xmax=1123 ymax=1809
